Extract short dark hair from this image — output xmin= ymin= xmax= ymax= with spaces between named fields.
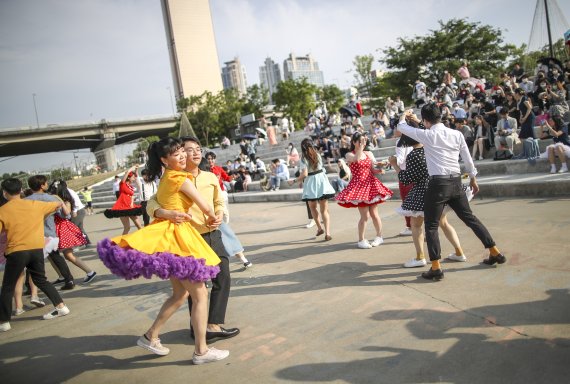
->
xmin=1 ymin=178 xmax=23 ymax=196
xmin=205 ymin=151 xmax=216 ymax=159
xmin=140 ymin=169 xmax=149 ymax=176
xmin=180 ymin=136 xmax=201 ymax=145
xmin=499 ymin=107 xmax=509 ymax=115
xmin=421 ymin=103 xmax=441 ymax=124
xmin=272 ymin=159 xmax=280 ymax=164
xmin=28 ymin=175 xmax=48 ymax=191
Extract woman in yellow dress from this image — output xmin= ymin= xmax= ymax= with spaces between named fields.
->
xmin=97 ymin=137 xmax=229 ymax=364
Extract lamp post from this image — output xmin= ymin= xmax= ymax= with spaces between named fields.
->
xmin=73 ymin=151 xmax=79 ymax=175
xmin=32 ymin=93 xmax=40 ymax=128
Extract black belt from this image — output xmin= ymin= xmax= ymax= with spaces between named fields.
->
xmin=430 ymin=174 xmax=461 ymax=179
xmin=308 ymin=170 xmax=323 ymax=176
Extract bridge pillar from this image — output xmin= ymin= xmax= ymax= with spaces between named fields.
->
xmin=93 ymin=123 xmax=117 ymax=172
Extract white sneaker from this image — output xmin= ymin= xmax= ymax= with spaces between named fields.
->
xmin=399 ymin=228 xmax=413 ymax=236
xmin=0 ymin=322 xmax=11 ymax=332
xmin=370 ymin=237 xmax=384 ymax=247
xmin=559 ymin=165 xmax=569 ymax=173
xmin=479 ymin=156 xmax=484 ymax=161
xmin=446 ymin=253 xmax=467 ymax=262
xmin=403 ymin=258 xmax=427 ymax=268
xmin=192 ymin=347 xmax=230 ymax=365
xmin=137 ymin=335 xmax=170 ymax=356
xmin=13 ymin=308 xmax=25 ymax=316
xmin=550 ymin=165 xmax=557 ymax=174
xmin=42 ymin=305 xmax=70 ymax=320
xmin=357 ymin=240 xmax=372 ymax=249
xmin=305 ymin=219 xmax=316 ymax=228
xmin=31 ymin=296 xmax=46 ymax=307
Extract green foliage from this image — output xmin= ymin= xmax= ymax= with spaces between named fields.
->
xmin=50 ymin=168 xmax=73 ymax=181
xmin=242 ymin=84 xmax=269 ymax=118
xmin=273 ymin=78 xmax=318 ymax=130
xmin=379 ymin=18 xmax=519 ymax=104
xmin=318 ymin=84 xmax=345 ymax=115
xmin=352 ymin=54 xmax=375 ymax=96
xmin=509 ymin=39 xmax=569 ymax=76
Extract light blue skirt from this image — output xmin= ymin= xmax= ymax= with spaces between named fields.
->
xmin=219 ymin=222 xmax=244 ymax=256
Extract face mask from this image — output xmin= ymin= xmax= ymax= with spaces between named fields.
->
xmin=540 ymin=83 xmax=547 ymax=88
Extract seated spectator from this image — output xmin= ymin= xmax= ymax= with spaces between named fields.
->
xmin=269 ymin=159 xmax=289 ymax=191
xmin=221 ymin=136 xmax=231 ymax=149
xmin=253 ymin=157 xmax=266 ymax=180
xmin=456 ymin=118 xmax=474 ymax=149
xmin=472 ymin=115 xmax=490 ymax=160
xmin=242 ymin=170 xmax=252 ymax=192
xmin=331 ymin=158 xmax=351 ymax=193
xmin=452 ymin=102 xmax=467 ymax=119
xmin=285 ymin=143 xmax=300 ymax=167
xmin=371 ymin=121 xmax=386 ymax=148
xmin=495 ymin=108 xmax=520 ymax=153
xmin=541 ymin=116 xmax=570 ymax=173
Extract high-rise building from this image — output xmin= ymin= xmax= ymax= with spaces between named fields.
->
xmin=259 ymin=57 xmax=281 ymax=104
xmin=283 ymin=53 xmax=325 ymax=88
xmin=161 ymin=0 xmax=223 ymax=99
xmin=221 ymin=57 xmax=248 ymax=96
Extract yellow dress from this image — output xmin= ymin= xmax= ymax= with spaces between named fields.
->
xmin=98 ymin=169 xmax=221 ymax=281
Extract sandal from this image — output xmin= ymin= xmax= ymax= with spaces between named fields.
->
xmin=315 ymin=229 xmax=324 ymax=236
xmin=324 ymin=235 xmax=332 ymax=241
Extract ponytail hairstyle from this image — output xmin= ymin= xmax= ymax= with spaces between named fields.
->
xmin=300 ymin=138 xmax=319 ymax=169
xmin=350 ymin=131 xmax=369 ymax=151
xmin=49 ymin=179 xmax=75 ymax=211
xmin=146 ymin=137 xmax=183 ymax=180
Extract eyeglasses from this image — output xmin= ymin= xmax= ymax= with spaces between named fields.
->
xmin=185 ymin=147 xmax=202 ymax=154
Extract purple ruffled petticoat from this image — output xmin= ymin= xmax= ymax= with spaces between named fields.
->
xmin=97 ymin=238 xmax=219 ymax=282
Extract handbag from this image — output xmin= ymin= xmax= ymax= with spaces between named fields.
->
xmin=493 ymin=149 xmax=513 ymax=161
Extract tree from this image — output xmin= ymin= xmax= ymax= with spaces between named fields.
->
xmin=352 ymin=54 xmax=375 ymax=99
xmin=318 ymin=84 xmax=345 ymax=116
xmin=509 ymin=39 xmax=569 ymax=75
xmin=273 ymin=78 xmax=318 ymax=130
xmin=379 ymin=18 xmax=519 ymax=104
xmin=242 ymin=84 xmax=269 ymax=118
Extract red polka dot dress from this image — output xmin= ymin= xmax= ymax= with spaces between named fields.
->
xmin=336 ymin=153 xmax=393 ymax=208
xmin=54 ymin=214 xmax=88 ymax=250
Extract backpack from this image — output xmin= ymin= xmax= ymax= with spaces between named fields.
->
xmin=493 ymin=149 xmax=513 ymax=161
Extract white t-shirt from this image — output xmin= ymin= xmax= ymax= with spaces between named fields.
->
xmin=67 ymin=188 xmax=85 ymax=212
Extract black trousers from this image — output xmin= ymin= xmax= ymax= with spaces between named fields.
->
xmin=187 ymin=230 xmax=230 ymax=325
xmin=140 ymin=201 xmax=150 ymax=226
xmin=0 ymin=249 xmax=63 ymax=322
xmin=48 ymin=250 xmax=75 ymax=283
xmin=424 ymin=177 xmax=496 ymax=262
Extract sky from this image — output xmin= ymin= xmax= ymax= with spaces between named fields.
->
xmin=1 ymin=0 xmax=569 ymax=174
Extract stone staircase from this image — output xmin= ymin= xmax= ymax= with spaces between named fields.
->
xmin=89 ymin=127 xmax=570 ymax=209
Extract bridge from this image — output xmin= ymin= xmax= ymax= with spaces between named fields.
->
xmin=0 ymin=115 xmax=178 ymax=171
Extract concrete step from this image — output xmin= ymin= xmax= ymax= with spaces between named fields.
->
xmin=226 ymin=172 xmax=570 ymax=203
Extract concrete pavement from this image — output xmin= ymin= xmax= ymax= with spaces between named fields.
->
xmin=1 ymin=198 xmax=569 ymax=383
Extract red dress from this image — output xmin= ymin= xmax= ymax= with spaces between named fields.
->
xmin=54 ymin=215 xmax=88 ymax=250
xmin=336 ymin=154 xmax=393 ymax=208
xmin=104 ymin=181 xmax=142 ymax=218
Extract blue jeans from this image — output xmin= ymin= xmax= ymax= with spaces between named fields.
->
xmin=270 ymin=175 xmax=288 ymax=189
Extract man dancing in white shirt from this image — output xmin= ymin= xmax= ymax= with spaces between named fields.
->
xmin=397 ymin=104 xmax=506 ymax=281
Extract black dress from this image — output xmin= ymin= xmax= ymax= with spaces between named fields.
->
xmin=396 ymin=147 xmax=429 ymax=217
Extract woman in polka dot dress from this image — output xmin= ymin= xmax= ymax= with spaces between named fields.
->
xmin=49 ymin=181 xmax=97 ymax=283
xmin=336 ymin=131 xmax=393 ymax=249
xmin=389 ymin=117 xmax=474 ymax=268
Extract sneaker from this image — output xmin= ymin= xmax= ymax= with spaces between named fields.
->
xmin=399 ymin=228 xmax=413 ymax=236
xmin=550 ymin=165 xmax=557 ymax=174
xmin=0 ymin=322 xmax=11 ymax=332
xmin=305 ymin=219 xmax=316 ymax=228
xmin=192 ymin=347 xmax=230 ymax=365
xmin=357 ymin=240 xmax=372 ymax=249
xmin=559 ymin=165 xmax=569 ymax=173
xmin=243 ymin=261 xmax=253 ymax=268
xmin=51 ymin=277 xmax=65 ymax=286
xmin=137 ymin=335 xmax=170 ymax=356
xmin=370 ymin=237 xmax=384 ymax=247
xmin=478 ymin=156 xmax=484 ymax=161
xmin=60 ymin=281 xmax=75 ymax=291
xmin=446 ymin=253 xmax=467 ymax=262
xmin=13 ymin=308 xmax=25 ymax=316
xmin=404 ymin=258 xmax=427 ymax=268
xmin=43 ymin=305 xmax=70 ymax=320
xmin=83 ymin=271 xmax=97 ymax=283
xmin=31 ymin=296 xmax=46 ymax=307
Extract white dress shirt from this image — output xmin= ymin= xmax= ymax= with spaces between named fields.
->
xmin=67 ymin=188 xmax=85 ymax=212
xmin=395 ymin=138 xmax=413 ymax=171
xmin=397 ymin=121 xmax=478 ymax=178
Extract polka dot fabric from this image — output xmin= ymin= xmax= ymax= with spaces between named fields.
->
xmin=54 ymin=215 xmax=88 ymax=250
xmin=336 ymin=153 xmax=393 ymax=208
xmin=396 ymin=147 xmax=429 ymax=217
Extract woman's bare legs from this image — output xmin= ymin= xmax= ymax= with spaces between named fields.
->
xmin=119 ymin=216 xmax=130 ymax=235
xmin=368 ymin=205 xmax=382 ymax=238
xmin=130 ymin=216 xmax=143 ymax=231
xmin=318 ymin=199 xmax=331 ymax=237
xmin=357 ymin=206 xmax=370 ymax=241
xmin=308 ymin=201 xmax=322 ymax=234
xmin=410 ymin=216 xmax=425 ymax=257
xmin=62 ymin=249 xmax=93 ymax=274
xmin=440 ymin=214 xmax=461 ymax=249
